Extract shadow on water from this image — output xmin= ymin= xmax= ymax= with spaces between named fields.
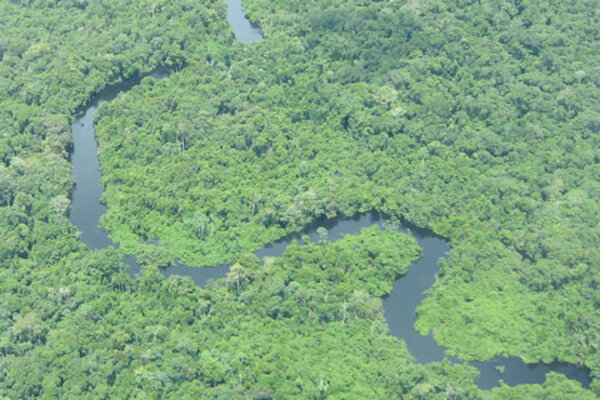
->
xmin=68 ymin=0 xmax=591 ymax=391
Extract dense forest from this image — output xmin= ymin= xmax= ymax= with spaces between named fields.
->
xmin=1 ymin=0 xmax=599 ymax=398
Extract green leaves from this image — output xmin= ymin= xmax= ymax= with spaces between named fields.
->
xmin=2 ymin=0 xmax=600 ymax=397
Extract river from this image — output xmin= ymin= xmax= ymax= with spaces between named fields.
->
xmin=68 ymin=0 xmax=591 ymax=391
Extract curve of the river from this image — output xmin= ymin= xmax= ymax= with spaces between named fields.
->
xmin=68 ymin=0 xmax=591 ymax=392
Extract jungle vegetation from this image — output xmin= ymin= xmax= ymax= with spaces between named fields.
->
xmin=96 ymin=0 xmax=600 ymax=390
xmin=1 ymin=0 xmax=599 ymax=398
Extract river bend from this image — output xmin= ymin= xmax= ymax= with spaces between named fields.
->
xmin=68 ymin=0 xmax=591 ymax=391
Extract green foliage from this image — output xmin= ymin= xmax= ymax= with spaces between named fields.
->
xmin=94 ymin=0 xmax=600 ymax=391
xmin=1 ymin=0 xmax=599 ymax=398
xmin=488 ymin=373 xmax=598 ymax=400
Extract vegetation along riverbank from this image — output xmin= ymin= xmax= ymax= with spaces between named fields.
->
xmin=0 ymin=0 xmax=599 ymax=398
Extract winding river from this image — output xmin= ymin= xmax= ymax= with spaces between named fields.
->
xmin=68 ymin=0 xmax=591 ymax=391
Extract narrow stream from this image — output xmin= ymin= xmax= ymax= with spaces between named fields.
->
xmin=225 ymin=0 xmax=263 ymax=43
xmin=67 ymin=0 xmax=592 ymax=391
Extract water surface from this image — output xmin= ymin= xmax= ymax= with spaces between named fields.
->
xmin=225 ymin=0 xmax=263 ymax=43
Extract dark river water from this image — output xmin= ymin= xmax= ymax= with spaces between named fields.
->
xmin=68 ymin=0 xmax=592 ymax=391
